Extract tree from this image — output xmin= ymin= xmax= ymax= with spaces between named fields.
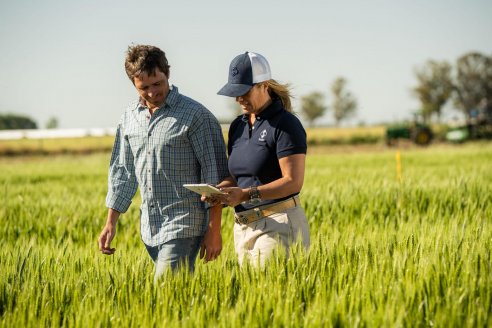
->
xmin=453 ymin=52 xmax=492 ymax=119
xmin=45 ymin=117 xmax=59 ymax=129
xmin=331 ymin=77 xmax=357 ymax=126
xmin=300 ymin=91 xmax=327 ymax=126
xmin=412 ymin=60 xmax=453 ymax=122
xmin=0 ymin=114 xmax=37 ymax=130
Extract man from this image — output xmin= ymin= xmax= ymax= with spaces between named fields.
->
xmin=98 ymin=44 xmax=228 ymax=281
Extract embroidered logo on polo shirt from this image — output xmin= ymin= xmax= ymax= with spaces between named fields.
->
xmin=259 ymin=129 xmax=267 ymax=141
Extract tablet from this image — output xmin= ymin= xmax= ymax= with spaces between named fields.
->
xmin=183 ymin=184 xmax=226 ymax=196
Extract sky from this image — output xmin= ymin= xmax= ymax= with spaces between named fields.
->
xmin=1 ymin=0 xmax=491 ymax=128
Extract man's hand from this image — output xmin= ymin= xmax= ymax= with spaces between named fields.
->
xmin=200 ymin=226 xmax=222 ymax=262
xmin=98 ymin=209 xmax=120 ymax=255
xmin=98 ymin=224 xmax=116 ymax=255
xmin=199 ymin=205 xmax=222 ymax=262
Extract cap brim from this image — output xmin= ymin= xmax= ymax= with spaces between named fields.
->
xmin=217 ymin=83 xmax=253 ymax=97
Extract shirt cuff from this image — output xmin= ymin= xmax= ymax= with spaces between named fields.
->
xmin=106 ymin=193 xmax=132 ymax=213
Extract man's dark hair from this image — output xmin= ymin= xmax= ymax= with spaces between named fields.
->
xmin=124 ymin=44 xmax=170 ymax=82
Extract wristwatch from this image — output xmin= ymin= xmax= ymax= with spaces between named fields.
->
xmin=248 ymin=186 xmax=262 ymax=205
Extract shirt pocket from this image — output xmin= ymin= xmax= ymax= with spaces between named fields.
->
xmin=152 ymin=119 xmax=191 ymax=149
xmin=152 ymin=124 xmax=196 ymax=175
xmin=125 ymin=127 xmax=147 ymax=156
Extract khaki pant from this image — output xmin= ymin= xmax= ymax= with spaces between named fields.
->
xmin=233 ymin=204 xmax=310 ymax=266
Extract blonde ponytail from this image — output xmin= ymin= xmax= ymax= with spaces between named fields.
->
xmin=265 ymin=79 xmax=293 ymax=112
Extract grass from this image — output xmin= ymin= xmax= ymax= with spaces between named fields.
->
xmin=0 ymin=142 xmax=491 ymax=327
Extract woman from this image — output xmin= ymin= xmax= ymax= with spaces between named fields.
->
xmin=209 ymin=51 xmax=310 ymax=266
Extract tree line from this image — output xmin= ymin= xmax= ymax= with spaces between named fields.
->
xmin=0 ymin=114 xmax=37 ymax=130
xmin=4 ymin=51 xmax=491 ymax=130
xmin=300 ymin=77 xmax=358 ymax=127
xmin=0 ymin=114 xmax=59 ymax=130
xmin=412 ymin=51 xmax=492 ymax=122
xmin=299 ymin=51 xmax=492 ymax=126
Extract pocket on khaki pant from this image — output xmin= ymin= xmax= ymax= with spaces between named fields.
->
xmin=261 ymin=212 xmax=292 ymax=246
xmin=284 ymin=206 xmax=311 ymax=247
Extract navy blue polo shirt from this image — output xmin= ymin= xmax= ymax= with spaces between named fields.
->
xmin=227 ymin=98 xmax=307 ymax=211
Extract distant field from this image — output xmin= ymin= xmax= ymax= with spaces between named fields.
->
xmin=0 ymin=126 xmax=388 ymax=156
xmin=1 ymin=142 xmax=490 ymax=327
xmin=0 ymin=136 xmax=115 ymax=155
xmin=306 ymin=125 xmax=385 ymax=145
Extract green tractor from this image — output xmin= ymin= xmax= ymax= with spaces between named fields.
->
xmin=385 ymin=121 xmax=433 ymax=146
xmin=445 ymin=103 xmax=492 ymax=143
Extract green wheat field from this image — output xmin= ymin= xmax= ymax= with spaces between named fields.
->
xmin=1 ymin=142 xmax=491 ymax=327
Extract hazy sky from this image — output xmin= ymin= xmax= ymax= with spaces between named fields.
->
xmin=1 ymin=0 xmax=491 ymax=128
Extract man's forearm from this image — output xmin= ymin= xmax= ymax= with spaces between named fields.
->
xmin=208 ymin=205 xmax=222 ymax=232
xmin=106 ymin=208 xmax=121 ymax=226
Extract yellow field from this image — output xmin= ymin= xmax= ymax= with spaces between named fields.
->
xmin=0 ymin=136 xmax=115 ymax=155
xmin=0 ymin=126 xmax=387 ymax=156
xmin=306 ymin=125 xmax=385 ymax=144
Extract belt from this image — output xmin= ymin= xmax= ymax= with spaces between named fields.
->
xmin=234 ymin=196 xmax=300 ymax=225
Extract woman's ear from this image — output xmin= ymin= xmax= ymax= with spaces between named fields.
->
xmin=260 ymin=82 xmax=270 ymax=94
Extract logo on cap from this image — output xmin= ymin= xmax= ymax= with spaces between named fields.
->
xmin=231 ymin=67 xmax=239 ymax=77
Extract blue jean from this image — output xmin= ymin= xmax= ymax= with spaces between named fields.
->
xmin=145 ymin=236 xmax=203 ymax=282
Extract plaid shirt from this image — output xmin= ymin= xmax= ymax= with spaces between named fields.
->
xmin=106 ymin=86 xmax=228 ymax=247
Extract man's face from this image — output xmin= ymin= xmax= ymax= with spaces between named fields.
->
xmin=133 ymin=68 xmax=169 ymax=110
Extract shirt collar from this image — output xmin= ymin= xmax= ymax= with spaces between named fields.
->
xmin=164 ymin=85 xmax=179 ymax=108
xmin=136 ymin=85 xmax=180 ymax=112
xmin=241 ymin=98 xmax=283 ymax=122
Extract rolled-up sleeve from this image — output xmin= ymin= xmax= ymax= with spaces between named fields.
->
xmin=105 ymin=120 xmax=138 ymax=213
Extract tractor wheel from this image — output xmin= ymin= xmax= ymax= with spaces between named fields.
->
xmin=412 ymin=128 xmax=433 ymax=145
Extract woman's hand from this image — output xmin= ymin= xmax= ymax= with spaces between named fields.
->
xmin=201 ymin=187 xmax=246 ymax=207
xmin=200 ymin=177 xmax=238 ymax=206
xmin=200 ymin=194 xmax=223 ymax=206
xmin=219 ymin=187 xmax=248 ymax=207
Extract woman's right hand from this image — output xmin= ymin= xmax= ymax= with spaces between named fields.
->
xmin=201 ymin=194 xmax=224 ymax=206
xmin=201 ymin=177 xmax=238 ymax=206
xmin=218 ymin=187 xmax=248 ymax=207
